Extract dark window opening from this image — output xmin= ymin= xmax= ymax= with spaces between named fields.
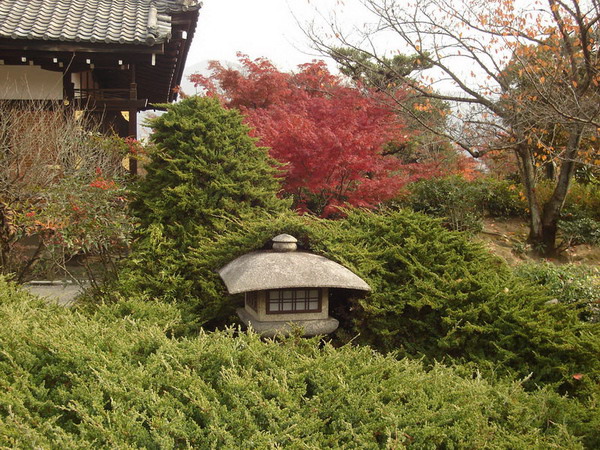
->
xmin=246 ymin=291 xmax=258 ymax=311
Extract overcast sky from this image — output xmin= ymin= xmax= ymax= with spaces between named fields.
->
xmin=185 ymin=0 xmax=352 ymax=72
xmin=144 ymin=1 xmax=348 ymax=135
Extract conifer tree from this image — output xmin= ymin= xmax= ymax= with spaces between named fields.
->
xmin=118 ymin=97 xmax=291 ymax=321
xmin=132 ymin=96 xmax=290 ymax=235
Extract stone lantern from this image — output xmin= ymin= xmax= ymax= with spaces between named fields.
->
xmin=218 ymin=234 xmax=371 ymax=337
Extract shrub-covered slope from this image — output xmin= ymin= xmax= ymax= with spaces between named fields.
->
xmin=174 ymin=209 xmax=600 ymax=398
xmin=318 ymin=210 xmax=600 ymax=395
xmin=0 ymin=279 xmax=593 ymax=448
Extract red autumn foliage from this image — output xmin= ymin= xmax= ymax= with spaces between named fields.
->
xmin=125 ymin=137 xmax=145 ymax=156
xmin=191 ymin=54 xmax=412 ymax=216
xmin=191 ymin=54 xmax=479 ymax=216
xmin=89 ymin=177 xmax=116 ymax=190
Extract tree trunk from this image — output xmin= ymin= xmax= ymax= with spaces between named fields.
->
xmin=539 ymin=126 xmax=584 ymax=256
xmin=541 ymin=220 xmax=559 ymax=256
xmin=515 ymin=125 xmax=583 ymax=256
xmin=514 ymin=145 xmax=543 ymax=246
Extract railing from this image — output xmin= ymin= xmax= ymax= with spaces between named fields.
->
xmin=73 ymin=88 xmax=131 ymax=101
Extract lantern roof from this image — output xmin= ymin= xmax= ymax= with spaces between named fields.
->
xmin=218 ymin=235 xmax=371 ymax=295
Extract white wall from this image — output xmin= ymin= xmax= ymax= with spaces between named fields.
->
xmin=0 ymin=65 xmax=63 ymax=100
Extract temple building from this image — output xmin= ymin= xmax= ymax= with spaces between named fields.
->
xmin=0 ymin=0 xmax=201 ymax=173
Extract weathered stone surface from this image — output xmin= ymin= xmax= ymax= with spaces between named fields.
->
xmin=237 ymin=308 xmax=339 ymax=337
xmin=219 ymin=250 xmax=371 ymax=294
xmin=272 ymin=234 xmax=298 ymax=252
xmin=272 ymin=234 xmax=297 ymax=243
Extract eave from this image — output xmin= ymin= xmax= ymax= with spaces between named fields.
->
xmin=0 ymin=38 xmax=164 ymax=55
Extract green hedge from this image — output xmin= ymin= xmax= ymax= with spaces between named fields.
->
xmin=115 ymin=205 xmax=600 ymax=400
xmin=0 ymin=279 xmax=595 ymax=448
xmin=111 ymin=96 xmax=291 ymax=324
xmin=515 ymin=263 xmax=600 ymax=322
xmin=132 ymin=96 xmax=290 ymax=235
xmin=403 ymin=176 xmax=526 ymax=232
xmin=321 ymin=210 xmax=600 ymax=399
xmin=183 ymin=210 xmax=600 ymax=396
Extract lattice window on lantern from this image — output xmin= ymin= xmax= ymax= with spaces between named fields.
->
xmin=266 ymin=289 xmax=321 ymax=314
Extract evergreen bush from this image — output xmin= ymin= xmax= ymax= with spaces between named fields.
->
xmin=0 ymin=278 xmax=595 ymax=448
xmin=404 ymin=176 xmax=526 ymax=232
xmin=474 ymin=176 xmax=527 ymax=218
xmin=114 ymin=97 xmax=291 ymax=325
xmin=564 ymin=181 xmax=600 ymax=221
xmin=131 ymin=96 xmax=290 ymax=234
xmin=515 ymin=263 xmax=600 ymax=322
xmin=312 ymin=209 xmax=600 ymax=397
xmin=406 ymin=175 xmax=484 ymax=231
xmin=169 ymin=208 xmax=600 ymax=399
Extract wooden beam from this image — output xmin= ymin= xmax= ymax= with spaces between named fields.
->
xmin=0 ymin=49 xmax=155 ymax=69
xmin=0 ymin=38 xmax=165 ymax=55
xmin=128 ymin=108 xmax=138 ymax=176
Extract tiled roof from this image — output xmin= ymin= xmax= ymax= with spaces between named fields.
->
xmin=0 ymin=0 xmax=201 ymax=46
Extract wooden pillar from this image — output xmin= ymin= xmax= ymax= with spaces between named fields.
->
xmin=128 ymin=64 xmax=138 ymax=175
xmin=62 ymin=68 xmax=74 ymax=102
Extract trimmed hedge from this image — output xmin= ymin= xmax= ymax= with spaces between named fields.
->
xmin=171 ymin=209 xmax=600 ymax=399
xmin=0 ymin=279 xmax=594 ymax=448
xmin=132 ymin=96 xmax=290 ymax=235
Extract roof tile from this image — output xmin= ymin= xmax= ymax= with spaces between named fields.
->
xmin=0 ymin=0 xmax=200 ymax=46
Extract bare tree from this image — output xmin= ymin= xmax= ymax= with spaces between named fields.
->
xmin=0 ymin=101 xmax=129 ymax=280
xmin=308 ymin=0 xmax=600 ymax=255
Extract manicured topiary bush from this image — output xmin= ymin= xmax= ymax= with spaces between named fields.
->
xmin=0 ymin=278 xmax=595 ymax=448
xmin=113 ymin=96 xmax=292 ymax=324
xmin=131 ymin=96 xmax=290 ymax=234
xmin=190 ymin=208 xmax=600 ymax=399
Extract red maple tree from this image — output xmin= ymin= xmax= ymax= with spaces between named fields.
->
xmin=191 ymin=54 xmax=416 ymax=216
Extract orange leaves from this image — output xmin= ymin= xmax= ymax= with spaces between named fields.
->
xmin=89 ymin=177 xmax=117 ymax=190
xmin=413 ymin=101 xmax=433 ymax=112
